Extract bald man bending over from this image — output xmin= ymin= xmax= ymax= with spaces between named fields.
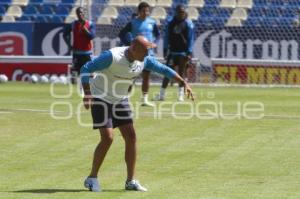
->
xmin=80 ymin=36 xmax=194 ymax=192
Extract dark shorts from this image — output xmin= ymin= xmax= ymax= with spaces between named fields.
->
xmin=72 ymin=54 xmax=92 ymax=74
xmin=171 ymin=54 xmax=187 ymax=66
xmin=91 ymin=98 xmax=133 ymax=129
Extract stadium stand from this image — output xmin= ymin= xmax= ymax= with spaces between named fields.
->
xmin=142 ymin=0 xmax=156 ymax=7
xmin=226 ymin=17 xmax=242 ymax=26
xmin=151 ymin=6 xmax=167 ymax=20
xmin=186 ymin=6 xmax=199 ymax=20
xmin=231 ymin=7 xmax=247 ymax=20
xmin=6 ymin=5 xmax=23 ymax=17
xmin=236 ymin=0 xmax=252 ymax=9
xmin=156 ymin=0 xmax=172 ymax=7
xmin=124 ymin=0 xmax=139 ymax=7
xmin=97 ymin=16 xmax=112 ymax=24
xmin=2 ymin=15 xmax=16 ymax=22
xmin=100 ymin=6 xmax=118 ymax=19
xmin=220 ymin=0 xmax=236 ymax=9
xmin=188 ymin=0 xmax=204 ymax=8
xmin=0 ymin=0 xmax=298 ymax=28
xmin=108 ymin=0 xmax=124 ymax=7
xmin=12 ymin=0 xmax=29 ymax=6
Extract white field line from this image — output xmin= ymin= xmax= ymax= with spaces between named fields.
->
xmin=1 ymin=108 xmax=300 ymax=120
xmin=138 ymin=111 xmax=300 ymax=119
xmin=139 ymin=82 xmax=300 ymax=88
xmin=0 ymin=111 xmax=13 ymax=114
xmin=0 ymin=108 xmax=64 ymax=113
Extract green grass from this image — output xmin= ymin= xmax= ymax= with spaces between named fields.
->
xmin=0 ymin=82 xmax=300 ymax=199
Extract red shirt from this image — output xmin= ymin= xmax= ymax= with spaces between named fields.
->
xmin=72 ymin=20 xmax=94 ymax=52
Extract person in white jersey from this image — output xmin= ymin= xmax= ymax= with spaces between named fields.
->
xmin=80 ymin=36 xmax=194 ymax=192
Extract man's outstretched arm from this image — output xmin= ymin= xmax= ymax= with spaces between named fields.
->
xmin=144 ymin=56 xmax=195 ymax=101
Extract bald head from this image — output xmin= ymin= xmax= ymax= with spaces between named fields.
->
xmin=132 ymin=36 xmax=156 ymax=50
xmin=128 ymin=36 xmax=156 ymax=61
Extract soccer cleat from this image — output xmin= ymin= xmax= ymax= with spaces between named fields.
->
xmin=178 ymin=95 xmax=184 ymax=102
xmin=125 ymin=180 xmax=148 ymax=192
xmin=153 ymin=94 xmax=165 ymax=101
xmin=141 ymin=98 xmax=155 ymax=107
xmin=141 ymin=101 xmax=155 ymax=107
xmin=84 ymin=177 xmax=101 ymax=192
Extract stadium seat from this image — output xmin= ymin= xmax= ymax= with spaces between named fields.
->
xmin=269 ymin=0 xmax=285 ymax=7
xmin=108 ymin=0 xmax=124 ymax=7
xmin=44 ymin=0 xmax=60 ymax=3
xmin=226 ymin=18 xmax=242 ymax=26
xmin=12 ymin=0 xmax=29 ymax=6
xmin=220 ymin=0 xmax=236 ymax=9
xmin=259 ymin=17 xmax=279 ymax=27
xmin=204 ymin=0 xmax=220 ymax=6
xmin=68 ymin=6 xmax=78 ymax=17
xmin=75 ymin=0 xmax=88 ymax=6
xmin=142 ymin=0 xmax=156 ymax=7
xmin=218 ymin=8 xmax=231 ymax=18
xmin=34 ymin=15 xmax=49 ymax=23
xmin=0 ymin=6 xmax=6 ymax=15
xmin=244 ymin=17 xmax=262 ymax=26
xmin=30 ymin=0 xmax=43 ymax=3
xmin=100 ymin=6 xmax=118 ymax=19
xmin=124 ymin=0 xmax=139 ymax=6
xmin=248 ymin=7 xmax=266 ymax=17
xmin=18 ymin=15 xmax=31 ymax=21
xmin=151 ymin=7 xmax=166 ymax=20
xmin=62 ymin=0 xmax=75 ymax=3
xmin=23 ymin=5 xmax=39 ymax=14
xmin=39 ymin=5 xmax=54 ymax=15
xmin=65 ymin=15 xmax=76 ymax=23
xmin=197 ymin=17 xmax=225 ymax=27
xmin=231 ymin=8 xmax=247 ymax=20
xmin=156 ymin=0 xmax=172 ymax=7
xmin=118 ymin=7 xmax=135 ymax=19
xmin=186 ymin=7 xmax=199 ymax=20
xmin=55 ymin=5 xmax=69 ymax=16
xmin=97 ymin=16 xmax=112 ymax=24
xmin=188 ymin=0 xmax=204 ymax=8
xmin=236 ymin=0 xmax=252 ymax=9
xmin=265 ymin=8 xmax=280 ymax=18
xmin=51 ymin=15 xmax=64 ymax=23
xmin=212 ymin=17 xmax=227 ymax=27
xmin=200 ymin=7 xmax=217 ymax=18
xmin=6 ymin=5 xmax=22 ymax=17
xmin=253 ymin=0 xmax=268 ymax=7
xmin=2 ymin=15 xmax=15 ymax=22
xmin=115 ymin=15 xmax=129 ymax=25
xmin=172 ymin=0 xmax=188 ymax=5
xmin=0 ymin=0 xmax=12 ymax=5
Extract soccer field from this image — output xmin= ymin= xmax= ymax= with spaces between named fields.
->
xmin=0 ymin=82 xmax=300 ymax=199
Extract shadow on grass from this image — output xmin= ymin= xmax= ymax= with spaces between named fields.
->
xmin=11 ymin=188 xmax=125 ymax=194
xmin=12 ymin=189 xmax=87 ymax=194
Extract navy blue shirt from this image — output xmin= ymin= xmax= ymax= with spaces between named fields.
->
xmin=164 ymin=17 xmax=194 ymax=55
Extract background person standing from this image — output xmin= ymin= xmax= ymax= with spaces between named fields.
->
xmin=156 ymin=5 xmax=194 ymax=101
xmin=63 ymin=7 xmax=96 ymax=84
xmin=118 ymin=2 xmax=160 ymax=106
